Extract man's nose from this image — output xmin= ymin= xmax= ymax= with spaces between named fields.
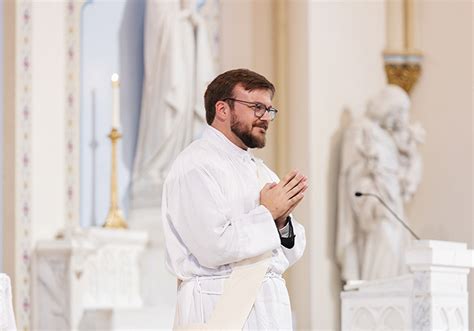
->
xmin=260 ymin=110 xmax=272 ymax=122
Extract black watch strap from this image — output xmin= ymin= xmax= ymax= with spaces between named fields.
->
xmin=280 ymin=216 xmax=296 ymax=249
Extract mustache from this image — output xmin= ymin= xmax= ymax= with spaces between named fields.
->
xmin=253 ymin=122 xmax=268 ymax=130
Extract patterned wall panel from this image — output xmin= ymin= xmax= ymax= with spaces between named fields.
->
xmin=65 ymin=0 xmax=81 ymax=230
xmin=16 ymin=1 xmax=33 ymax=329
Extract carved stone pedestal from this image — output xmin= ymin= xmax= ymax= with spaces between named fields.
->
xmin=128 ymin=206 xmax=176 ymax=327
xmin=33 ymin=228 xmax=148 ymax=330
xmin=341 ymin=240 xmax=474 ymax=330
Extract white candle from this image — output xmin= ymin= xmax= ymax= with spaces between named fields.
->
xmin=386 ymin=0 xmax=404 ymax=52
xmin=111 ymin=73 xmax=120 ymax=129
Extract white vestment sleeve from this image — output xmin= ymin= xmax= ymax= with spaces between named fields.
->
xmin=257 ymin=161 xmax=307 ymax=266
xmin=282 ymin=216 xmax=306 ymax=267
xmin=164 ymin=166 xmax=281 ymax=269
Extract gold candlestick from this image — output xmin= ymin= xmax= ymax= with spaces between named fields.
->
xmin=103 ymin=128 xmax=128 ymax=229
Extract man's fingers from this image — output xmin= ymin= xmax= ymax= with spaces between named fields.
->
xmin=288 ymin=191 xmax=305 ymax=206
xmin=280 ymin=170 xmax=299 ymax=187
xmin=287 ymin=179 xmax=308 ymax=198
xmin=284 ymin=174 xmax=305 ymax=192
xmin=296 ymin=182 xmax=309 ymax=196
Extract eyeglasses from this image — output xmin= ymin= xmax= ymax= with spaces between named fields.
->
xmin=224 ymin=98 xmax=278 ymax=121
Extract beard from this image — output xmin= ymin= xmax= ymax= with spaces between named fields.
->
xmin=230 ymin=111 xmax=268 ymax=149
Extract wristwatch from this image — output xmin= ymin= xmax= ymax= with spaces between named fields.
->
xmin=280 ymin=216 xmax=296 ymax=249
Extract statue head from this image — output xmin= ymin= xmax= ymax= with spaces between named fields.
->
xmin=366 ymin=85 xmax=411 ymax=131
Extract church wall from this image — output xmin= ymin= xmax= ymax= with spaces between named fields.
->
xmin=0 ymin=0 xmax=4 ymax=271
xmin=251 ymin=0 xmax=277 ymax=170
xmin=285 ymin=2 xmax=311 ymax=328
xmin=30 ymin=1 xmax=66 ymax=244
xmin=219 ymin=0 xmax=277 ymax=169
xmin=2 ymin=0 xmax=16 ymax=294
xmin=219 ymin=1 xmax=255 ymax=72
xmin=281 ymin=1 xmax=387 ymax=329
xmin=305 ymin=1 xmax=386 ymax=329
xmin=406 ymin=0 xmax=474 ymax=325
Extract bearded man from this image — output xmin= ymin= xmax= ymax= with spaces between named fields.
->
xmin=162 ymin=69 xmax=307 ymax=329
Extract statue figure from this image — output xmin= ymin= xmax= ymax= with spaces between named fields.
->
xmin=337 ymin=85 xmax=425 ymax=282
xmin=129 ymin=0 xmax=215 ymax=222
xmin=128 ymin=0 xmax=215 ymax=311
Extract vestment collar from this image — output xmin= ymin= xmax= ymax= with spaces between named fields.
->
xmin=202 ymin=125 xmax=255 ymax=161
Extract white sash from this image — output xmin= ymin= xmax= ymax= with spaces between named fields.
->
xmin=175 ymin=157 xmax=273 ymax=330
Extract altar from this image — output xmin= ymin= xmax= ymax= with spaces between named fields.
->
xmin=33 ymin=228 xmax=174 ymax=330
xmin=341 ymin=240 xmax=474 ymax=330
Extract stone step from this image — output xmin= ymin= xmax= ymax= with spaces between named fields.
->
xmin=78 ymin=305 xmax=175 ymax=330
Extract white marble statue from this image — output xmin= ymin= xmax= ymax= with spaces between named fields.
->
xmin=130 ymin=0 xmax=215 ymax=217
xmin=337 ymin=85 xmax=425 ymax=282
xmin=127 ymin=0 xmax=215 ymax=313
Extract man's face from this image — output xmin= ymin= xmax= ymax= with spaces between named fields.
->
xmin=229 ymin=86 xmax=273 ymax=149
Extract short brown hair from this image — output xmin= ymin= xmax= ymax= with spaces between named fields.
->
xmin=204 ymin=69 xmax=275 ymax=125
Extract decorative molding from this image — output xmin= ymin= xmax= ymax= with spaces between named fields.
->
xmin=384 ymin=62 xmax=421 ymax=94
xmin=82 ymin=244 xmax=143 ymax=307
xmin=16 ymin=1 xmax=33 ymax=329
xmin=433 ymin=306 xmax=466 ymax=330
xmin=383 ymin=53 xmax=422 ymax=94
xmin=65 ymin=0 xmax=81 ymax=230
xmin=348 ymin=305 xmax=408 ymax=329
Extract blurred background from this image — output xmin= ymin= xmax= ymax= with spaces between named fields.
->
xmin=1 ymin=0 xmax=473 ymax=330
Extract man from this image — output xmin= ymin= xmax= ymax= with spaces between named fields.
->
xmin=162 ymin=69 xmax=307 ymax=329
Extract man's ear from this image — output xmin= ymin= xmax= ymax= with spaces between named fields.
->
xmin=214 ymin=100 xmax=229 ymax=122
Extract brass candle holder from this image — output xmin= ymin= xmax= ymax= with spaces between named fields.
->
xmin=103 ymin=127 xmax=128 ymax=229
xmin=383 ymin=51 xmax=422 ymax=94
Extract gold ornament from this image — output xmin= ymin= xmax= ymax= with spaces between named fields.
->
xmin=383 ymin=52 xmax=422 ymax=94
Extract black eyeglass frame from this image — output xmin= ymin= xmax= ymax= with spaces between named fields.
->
xmin=223 ymin=98 xmax=278 ymax=121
